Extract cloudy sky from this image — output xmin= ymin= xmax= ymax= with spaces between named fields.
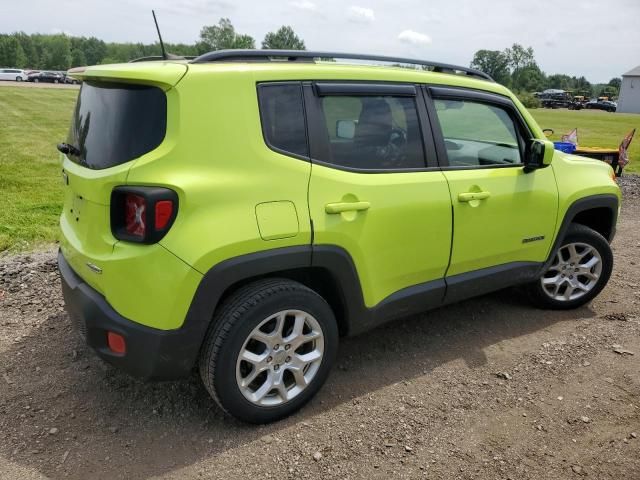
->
xmin=2 ymin=0 xmax=639 ymax=82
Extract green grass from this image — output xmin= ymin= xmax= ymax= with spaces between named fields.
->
xmin=0 ymin=86 xmax=77 ymax=251
xmin=0 ymin=87 xmax=638 ymax=252
xmin=529 ymin=108 xmax=640 ymax=174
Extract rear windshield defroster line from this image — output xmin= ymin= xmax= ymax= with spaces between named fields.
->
xmin=66 ymin=81 xmax=167 ymax=170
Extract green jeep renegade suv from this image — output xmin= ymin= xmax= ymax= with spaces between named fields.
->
xmin=57 ymin=50 xmax=620 ymax=423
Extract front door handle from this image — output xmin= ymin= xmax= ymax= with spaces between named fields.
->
xmin=458 ymin=191 xmax=490 ymax=203
xmin=325 ymin=201 xmax=371 ymax=214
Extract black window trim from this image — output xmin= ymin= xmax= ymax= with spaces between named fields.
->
xmin=256 ymin=81 xmax=311 ymax=162
xmin=304 ymin=81 xmax=439 ymax=174
xmin=314 ymin=82 xmax=416 ymax=97
xmin=423 ymin=85 xmax=534 ymax=171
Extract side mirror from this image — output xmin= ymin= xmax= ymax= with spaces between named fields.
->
xmin=336 ymin=119 xmax=356 ymax=139
xmin=524 ymin=138 xmax=554 ymax=173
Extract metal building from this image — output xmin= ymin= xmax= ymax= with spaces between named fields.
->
xmin=617 ymin=65 xmax=640 ymax=113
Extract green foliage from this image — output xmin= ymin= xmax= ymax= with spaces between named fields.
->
xmin=0 ymin=21 xmax=227 ymax=70
xmin=199 ymin=18 xmax=255 ymax=51
xmin=262 ymin=26 xmax=305 ymax=50
xmin=516 ymin=91 xmax=541 ymax=109
xmin=546 ymin=73 xmax=573 ymax=90
xmin=470 ymin=50 xmax=510 ymax=85
xmin=469 ymin=43 xmax=610 ymax=96
xmin=512 ymin=64 xmax=547 ymax=92
xmin=505 ymin=44 xmax=535 ymax=71
xmin=608 ymin=77 xmax=622 ymax=89
xmin=42 ymin=34 xmax=72 ymax=70
xmin=71 ymin=37 xmax=107 ymax=65
xmin=471 ymin=43 xmax=543 ymax=89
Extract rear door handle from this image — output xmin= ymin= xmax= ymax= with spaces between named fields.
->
xmin=325 ymin=201 xmax=371 ymax=214
xmin=458 ymin=191 xmax=490 ymax=202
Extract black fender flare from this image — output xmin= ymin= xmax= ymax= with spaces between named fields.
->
xmin=540 ymin=194 xmax=618 ymax=274
xmin=180 ymin=244 xmax=444 ymax=365
xmin=182 ymin=245 xmax=368 ymax=338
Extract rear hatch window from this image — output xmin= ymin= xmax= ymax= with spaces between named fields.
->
xmin=67 ymin=81 xmax=167 ymax=170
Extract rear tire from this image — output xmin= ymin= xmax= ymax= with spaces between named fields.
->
xmin=199 ymin=278 xmax=338 ymax=423
xmin=526 ymin=224 xmax=613 ymax=309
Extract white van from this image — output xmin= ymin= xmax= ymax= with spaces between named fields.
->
xmin=0 ymin=69 xmax=28 ymax=81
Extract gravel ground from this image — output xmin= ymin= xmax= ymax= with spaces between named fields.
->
xmin=1 ymin=176 xmax=639 ymax=479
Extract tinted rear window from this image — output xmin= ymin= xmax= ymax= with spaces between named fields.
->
xmin=67 ymin=82 xmax=167 ymax=170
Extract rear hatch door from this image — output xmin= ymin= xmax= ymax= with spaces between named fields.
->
xmin=60 ymin=62 xmax=186 ymax=290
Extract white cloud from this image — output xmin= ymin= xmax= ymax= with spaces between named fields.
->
xmin=398 ymin=29 xmax=432 ymax=46
xmin=290 ymin=0 xmax=317 ymax=11
xmin=347 ymin=6 xmax=375 ymax=23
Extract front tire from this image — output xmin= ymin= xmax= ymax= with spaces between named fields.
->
xmin=199 ymin=279 xmax=338 ymax=423
xmin=16 ymin=76 xmax=22 ymax=82
xmin=526 ymin=224 xmax=613 ymax=309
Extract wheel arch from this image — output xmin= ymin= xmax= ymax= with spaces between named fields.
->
xmin=182 ymin=246 xmax=367 ymax=361
xmin=542 ymin=194 xmax=619 ymax=272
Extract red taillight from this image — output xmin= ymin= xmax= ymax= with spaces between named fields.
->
xmin=125 ymin=194 xmax=146 ymax=237
xmin=155 ymin=200 xmax=173 ymax=230
xmin=107 ymin=331 xmax=126 ymax=354
xmin=111 ymin=187 xmax=178 ymax=244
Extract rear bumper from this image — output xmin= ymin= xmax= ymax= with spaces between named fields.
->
xmin=58 ymin=250 xmax=201 ymax=380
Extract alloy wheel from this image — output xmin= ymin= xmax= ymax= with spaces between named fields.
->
xmin=541 ymin=242 xmax=602 ymax=301
xmin=236 ymin=310 xmax=324 ymax=407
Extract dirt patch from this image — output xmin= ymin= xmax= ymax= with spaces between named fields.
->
xmin=1 ymin=177 xmax=639 ymax=479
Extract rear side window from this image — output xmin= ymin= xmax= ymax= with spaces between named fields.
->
xmin=317 ymin=95 xmax=425 ymax=170
xmin=257 ymin=83 xmax=309 ymax=158
xmin=67 ymin=82 xmax=167 ymax=170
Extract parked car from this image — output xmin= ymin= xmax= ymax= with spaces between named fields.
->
xmin=0 ymin=68 xmax=28 ymax=82
xmin=27 ymin=71 xmax=64 ymax=83
xmin=585 ymin=100 xmax=617 ymax=112
xmin=60 ymin=73 xmax=80 ymax=85
xmin=57 ymin=50 xmax=620 ymax=424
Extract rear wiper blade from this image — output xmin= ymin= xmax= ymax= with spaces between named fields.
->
xmin=57 ymin=142 xmax=80 ymax=156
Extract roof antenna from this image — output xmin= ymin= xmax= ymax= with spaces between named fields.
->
xmin=152 ymin=10 xmax=167 ymax=60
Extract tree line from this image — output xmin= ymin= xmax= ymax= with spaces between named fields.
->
xmin=471 ymin=43 xmax=621 ymax=100
xmin=0 ymin=19 xmax=305 ymax=71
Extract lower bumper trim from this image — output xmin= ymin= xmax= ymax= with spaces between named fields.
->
xmin=58 ymin=250 xmax=201 ymax=380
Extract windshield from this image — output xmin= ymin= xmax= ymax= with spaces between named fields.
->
xmin=67 ymin=81 xmax=167 ymax=170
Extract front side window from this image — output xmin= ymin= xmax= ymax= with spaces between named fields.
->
xmin=257 ymin=83 xmax=308 ymax=158
xmin=433 ymin=99 xmax=523 ymax=167
xmin=317 ymin=95 xmax=425 ymax=170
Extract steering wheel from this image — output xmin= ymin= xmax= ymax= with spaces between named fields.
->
xmin=389 ymin=128 xmax=408 ymax=150
xmin=375 ymin=128 xmax=408 ymax=167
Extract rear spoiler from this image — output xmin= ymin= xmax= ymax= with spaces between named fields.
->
xmin=66 ymin=63 xmax=188 ymax=89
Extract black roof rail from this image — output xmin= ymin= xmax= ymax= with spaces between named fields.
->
xmin=129 ymin=54 xmax=196 ymax=63
xmin=190 ymin=49 xmax=494 ymax=82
